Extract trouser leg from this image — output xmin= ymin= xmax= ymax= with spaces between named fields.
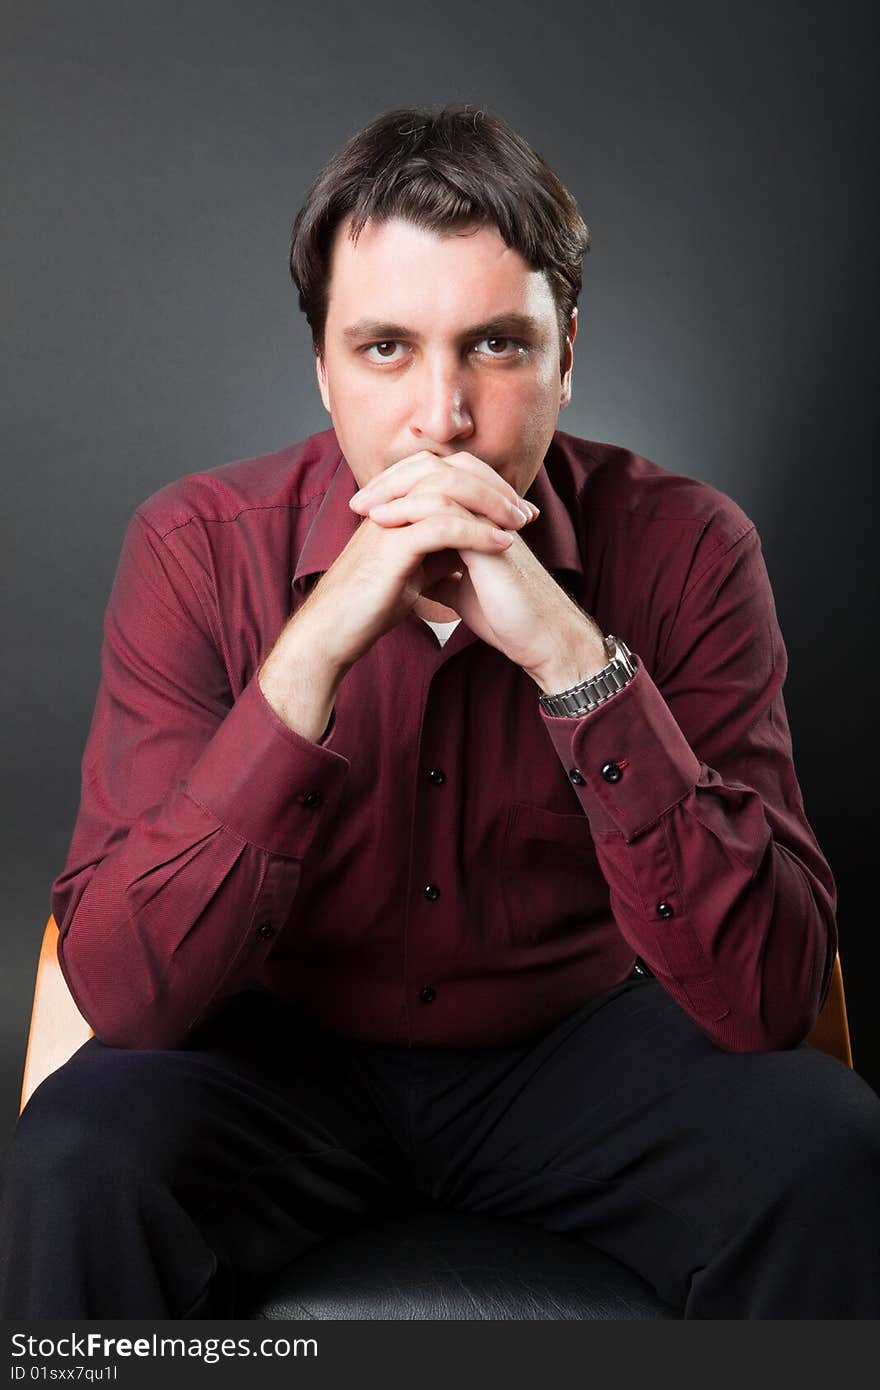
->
xmin=0 ymin=987 xmax=417 ymax=1319
xmin=408 ymin=976 xmax=880 ymax=1318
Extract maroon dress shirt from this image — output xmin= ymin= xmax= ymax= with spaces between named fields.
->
xmin=52 ymin=429 xmax=838 ymax=1052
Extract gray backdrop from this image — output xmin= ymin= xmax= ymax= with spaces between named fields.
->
xmin=2 ymin=0 xmax=877 ymax=1161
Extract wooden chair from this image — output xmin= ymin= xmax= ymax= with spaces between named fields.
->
xmin=17 ymin=914 xmax=855 ymax=1318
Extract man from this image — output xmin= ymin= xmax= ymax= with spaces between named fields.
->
xmin=1 ymin=104 xmax=879 ymax=1318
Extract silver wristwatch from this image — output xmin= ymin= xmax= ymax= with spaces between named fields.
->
xmin=538 ymin=636 xmax=637 ymax=717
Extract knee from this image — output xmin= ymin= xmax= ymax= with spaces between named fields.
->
xmin=748 ymin=1049 xmax=880 ymax=1203
xmin=11 ymin=1043 xmax=179 ymax=1190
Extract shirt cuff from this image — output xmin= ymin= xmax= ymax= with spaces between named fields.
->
xmin=539 ymin=658 xmax=701 ymax=840
xmin=181 ymin=675 xmax=350 ymax=855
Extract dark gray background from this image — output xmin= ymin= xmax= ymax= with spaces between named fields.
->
xmin=2 ymin=0 xmax=877 ymax=1159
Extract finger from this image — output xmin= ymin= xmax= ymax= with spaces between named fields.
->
xmin=435 ymin=461 xmax=539 ymax=521
xmin=399 ymin=512 xmax=514 ymax=556
xmin=408 ymin=472 xmax=533 ymax=527
xmin=367 ymin=489 xmax=528 ymax=532
xmin=352 ymin=475 xmax=539 ymax=526
xmin=351 ymin=453 xmax=441 ymax=508
xmin=352 ymin=450 xmax=526 ymax=515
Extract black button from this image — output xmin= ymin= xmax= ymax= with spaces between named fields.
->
xmin=418 ymin=986 xmax=436 ymax=1004
xmin=303 ymin=791 xmax=322 ymax=808
xmin=568 ymin=768 xmax=585 ymax=785
xmin=256 ymin=921 xmax=275 ymax=939
xmin=631 ymin=961 xmax=649 ymax=977
xmin=656 ymin=901 xmax=674 ymax=919
xmin=423 ymin=884 xmax=441 ymax=901
xmin=601 ymin=761 xmax=622 ymax=783
xmin=427 ymin=768 xmax=446 ymax=785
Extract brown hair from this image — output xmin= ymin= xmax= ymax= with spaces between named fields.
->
xmin=289 ymin=104 xmax=590 ymax=369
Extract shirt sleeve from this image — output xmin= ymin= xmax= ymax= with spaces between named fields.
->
xmin=52 ymin=510 xmax=351 ymax=1050
xmin=539 ymin=523 xmax=838 ymax=1051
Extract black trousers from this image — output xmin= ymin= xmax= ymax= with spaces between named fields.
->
xmin=2 ymin=973 xmax=879 ymax=1319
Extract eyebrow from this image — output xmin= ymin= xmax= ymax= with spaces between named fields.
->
xmin=341 ymin=313 xmax=545 ymax=344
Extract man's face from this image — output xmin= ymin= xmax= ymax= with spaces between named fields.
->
xmin=316 ymin=216 xmax=576 ymax=498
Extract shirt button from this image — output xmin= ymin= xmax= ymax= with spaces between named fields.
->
xmin=303 ymin=791 xmax=322 ymax=808
xmin=427 ymin=768 xmax=446 ymax=785
xmin=601 ymin=761 xmax=623 ymax=783
xmin=418 ymin=986 xmax=436 ymax=1004
xmin=656 ymin=901 xmax=674 ymax=919
xmin=568 ymin=768 xmax=585 ymax=785
xmin=256 ymin=921 xmax=275 ymax=939
xmin=423 ymin=884 xmax=441 ymax=901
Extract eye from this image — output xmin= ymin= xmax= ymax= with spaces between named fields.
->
xmin=473 ymin=337 xmax=528 ymax=359
xmin=362 ymin=340 xmax=406 ymax=363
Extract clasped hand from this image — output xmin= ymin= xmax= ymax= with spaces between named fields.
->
xmin=349 ymin=449 xmax=606 ymax=691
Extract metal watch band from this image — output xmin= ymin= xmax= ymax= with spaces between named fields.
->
xmin=538 ymin=636 xmax=637 ymax=718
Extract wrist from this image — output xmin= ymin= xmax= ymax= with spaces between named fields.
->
xmin=284 ymin=604 xmax=353 ymax=685
xmin=258 ymin=611 xmax=347 ymax=742
xmin=537 ymin=635 xmax=637 ymax=718
xmin=526 ymin=623 xmax=609 ymax=696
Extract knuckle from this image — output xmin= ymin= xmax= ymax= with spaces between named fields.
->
xmin=408 ymin=491 xmax=443 ymax=516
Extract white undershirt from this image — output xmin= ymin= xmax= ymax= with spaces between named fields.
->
xmin=419 ymin=617 xmax=462 ymax=647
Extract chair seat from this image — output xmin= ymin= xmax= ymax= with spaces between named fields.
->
xmin=246 ymin=1208 xmax=677 ymax=1320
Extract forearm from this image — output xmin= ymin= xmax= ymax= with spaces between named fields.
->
xmin=257 ymin=608 xmax=348 ymax=743
xmin=525 ymin=621 xmax=609 ymax=696
xmin=55 ymin=675 xmax=351 ymax=1049
xmin=593 ymin=776 xmax=836 ymax=1050
xmin=55 ymin=796 xmax=297 ymax=1050
xmin=540 ymin=663 xmax=837 ymax=1050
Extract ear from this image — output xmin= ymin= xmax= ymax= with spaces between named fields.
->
xmin=315 ymin=352 xmax=331 ymax=413
xmin=559 ymin=309 xmax=578 ymax=411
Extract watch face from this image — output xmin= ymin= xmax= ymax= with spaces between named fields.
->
xmin=608 ymin=636 xmax=633 ymax=665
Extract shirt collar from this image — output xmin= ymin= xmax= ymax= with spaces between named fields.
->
xmin=292 ymin=432 xmax=584 ymax=599
xmin=291 ymin=439 xmax=362 ymax=598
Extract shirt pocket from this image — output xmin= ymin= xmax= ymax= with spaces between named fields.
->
xmin=500 ymin=801 xmax=606 ymax=946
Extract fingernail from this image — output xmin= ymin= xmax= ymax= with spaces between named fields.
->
xmin=492 ymin=528 xmax=514 ymax=546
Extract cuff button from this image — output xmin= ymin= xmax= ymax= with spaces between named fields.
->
xmin=600 ymin=761 xmax=622 ymax=783
xmin=656 ymin=901 xmax=674 ymax=919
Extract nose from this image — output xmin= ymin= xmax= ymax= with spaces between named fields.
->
xmin=409 ymin=358 xmax=474 ymax=447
